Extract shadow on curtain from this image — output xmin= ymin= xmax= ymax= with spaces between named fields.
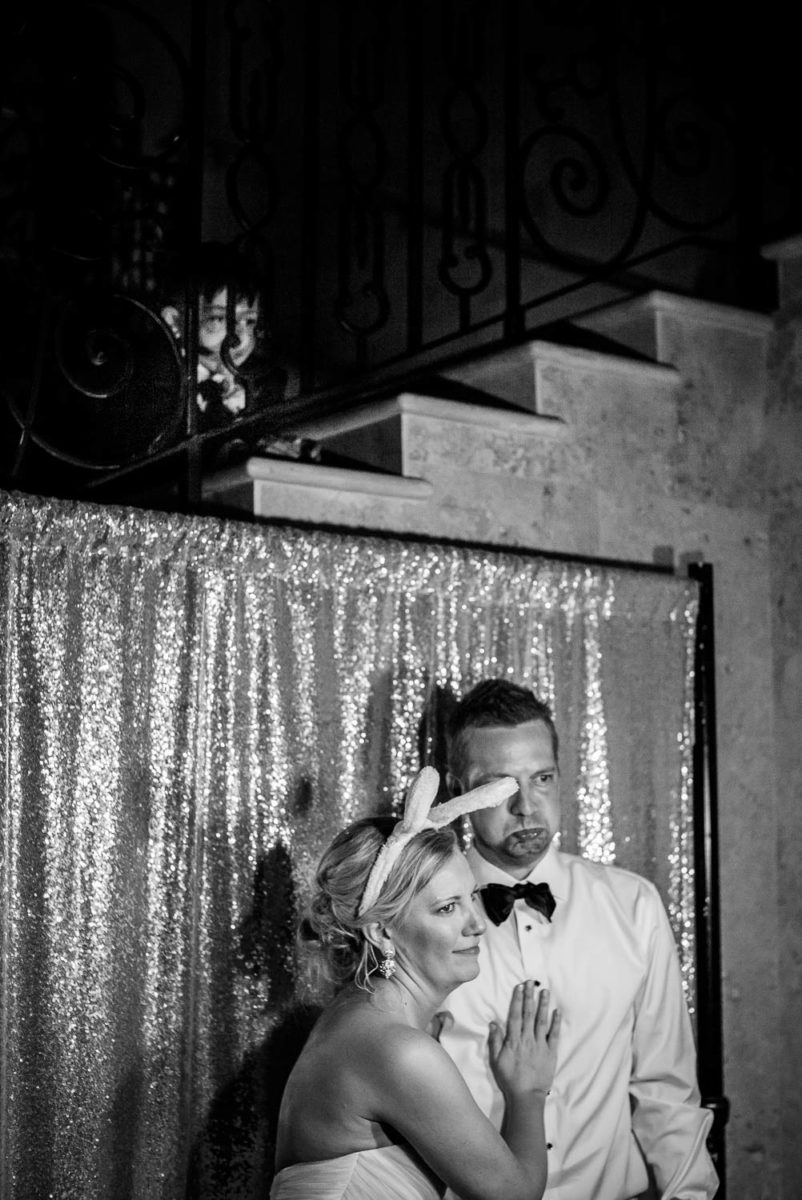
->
xmin=0 ymin=492 xmax=699 ymax=1199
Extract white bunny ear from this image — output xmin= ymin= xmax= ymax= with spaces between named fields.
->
xmin=429 ymin=776 xmax=517 ymax=828
xmin=399 ymin=766 xmax=441 ymax=832
xmin=357 ymin=771 xmax=516 ymax=919
xmin=357 ymin=766 xmax=441 ymax=916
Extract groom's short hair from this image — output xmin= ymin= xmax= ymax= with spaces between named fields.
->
xmin=447 ymin=678 xmax=559 ymax=781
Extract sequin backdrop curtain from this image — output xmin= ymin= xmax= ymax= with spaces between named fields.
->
xmin=0 ymin=492 xmax=699 ymax=1200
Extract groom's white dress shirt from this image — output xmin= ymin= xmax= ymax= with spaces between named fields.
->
xmin=439 ymin=844 xmax=718 ymax=1200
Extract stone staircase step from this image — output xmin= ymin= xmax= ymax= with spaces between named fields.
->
xmin=762 ymin=233 xmax=802 ymax=310
xmin=572 ymin=290 xmax=771 ymax=362
xmin=202 ymin=453 xmax=434 ymax=528
xmin=205 ymin=295 xmax=771 ymax=532
xmin=286 ymin=391 xmax=565 ymax=479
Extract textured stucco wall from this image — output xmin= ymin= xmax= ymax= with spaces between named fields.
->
xmin=218 ymin=293 xmax=799 ymax=1198
xmin=647 ymin=306 xmax=783 ymax=1200
xmin=765 ymin=309 xmax=802 ymax=1200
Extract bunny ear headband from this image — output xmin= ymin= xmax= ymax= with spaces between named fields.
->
xmin=357 ymin=765 xmax=516 ymax=917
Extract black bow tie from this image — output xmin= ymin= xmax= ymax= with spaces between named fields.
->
xmin=481 ymin=881 xmax=556 ymax=926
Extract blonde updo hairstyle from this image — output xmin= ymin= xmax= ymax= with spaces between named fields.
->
xmin=300 ymin=816 xmax=459 ymax=992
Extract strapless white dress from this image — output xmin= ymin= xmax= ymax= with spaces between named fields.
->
xmin=269 ymin=1143 xmax=445 ymax=1199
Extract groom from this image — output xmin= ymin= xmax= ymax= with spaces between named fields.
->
xmin=437 ymin=678 xmax=718 ymax=1200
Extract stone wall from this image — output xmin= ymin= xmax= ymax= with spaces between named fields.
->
xmin=764 ymin=256 xmax=802 ymax=1199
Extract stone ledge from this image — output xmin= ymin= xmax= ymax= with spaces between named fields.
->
xmin=203 ymin=455 xmax=434 ymax=502
xmin=762 ymin=235 xmax=802 ymax=310
xmin=579 ymin=290 xmax=772 ymax=334
xmin=440 ymin=337 xmax=677 ymax=414
xmin=762 ymin=234 xmax=802 ymax=262
xmin=574 ymin=291 xmax=773 ymax=361
xmin=528 ymin=338 xmax=678 ymax=383
xmin=289 ymin=390 xmax=567 ymax=440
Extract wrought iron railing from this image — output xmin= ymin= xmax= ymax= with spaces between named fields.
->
xmin=0 ymin=0 xmax=795 ymax=506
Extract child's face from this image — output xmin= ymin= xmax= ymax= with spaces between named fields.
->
xmin=198 ymin=288 xmax=260 ymax=369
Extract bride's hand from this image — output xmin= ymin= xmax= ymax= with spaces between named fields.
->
xmin=488 ymin=981 xmax=560 ymax=1100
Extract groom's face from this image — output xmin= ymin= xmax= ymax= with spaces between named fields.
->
xmin=453 ymin=720 xmax=561 ymax=880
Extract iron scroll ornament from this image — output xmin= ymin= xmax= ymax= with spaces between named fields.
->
xmin=5 ymin=295 xmax=185 ymax=471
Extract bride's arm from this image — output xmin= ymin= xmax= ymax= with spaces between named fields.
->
xmin=489 ymin=983 xmax=560 ymax=1193
xmin=362 ymin=983 xmax=559 ymax=1200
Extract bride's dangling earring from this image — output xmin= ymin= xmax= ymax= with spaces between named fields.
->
xmin=379 ymin=944 xmax=396 ymax=979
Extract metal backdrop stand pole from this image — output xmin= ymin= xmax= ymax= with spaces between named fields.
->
xmin=689 ymin=561 xmax=729 ymax=1196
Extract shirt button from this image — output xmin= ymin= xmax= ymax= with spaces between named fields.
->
xmin=547 ymin=1143 xmax=553 ymax=1150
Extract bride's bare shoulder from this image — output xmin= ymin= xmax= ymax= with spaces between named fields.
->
xmin=315 ymin=992 xmax=441 ymax=1065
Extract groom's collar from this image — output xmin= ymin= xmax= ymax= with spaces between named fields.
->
xmin=466 ymin=840 xmax=565 ymax=894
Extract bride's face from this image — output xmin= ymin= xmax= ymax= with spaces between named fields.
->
xmin=390 ymin=850 xmax=486 ymax=992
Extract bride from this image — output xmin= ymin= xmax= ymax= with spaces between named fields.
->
xmin=271 ymin=768 xmax=560 ymax=1200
